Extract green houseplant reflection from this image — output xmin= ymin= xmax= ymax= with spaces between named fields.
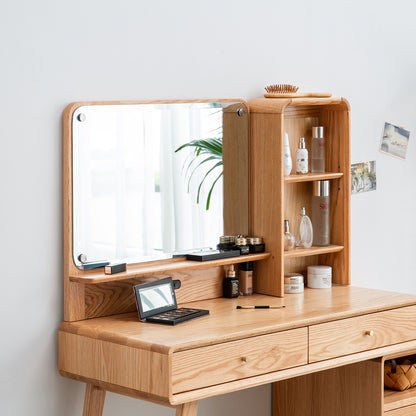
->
xmin=175 ymin=137 xmax=223 ymax=210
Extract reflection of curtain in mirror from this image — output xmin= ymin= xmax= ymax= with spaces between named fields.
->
xmin=159 ymin=105 xmax=223 ymax=253
xmin=76 ymin=106 xmax=162 ymax=263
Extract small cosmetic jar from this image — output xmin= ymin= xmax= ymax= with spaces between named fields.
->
xmin=307 ymin=265 xmax=332 ymax=289
xmin=284 ymin=273 xmax=304 ymax=294
xmin=247 ymin=237 xmax=265 ymax=253
xmin=217 ymin=236 xmax=236 ymax=251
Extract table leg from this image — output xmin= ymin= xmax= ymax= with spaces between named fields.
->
xmin=175 ymin=401 xmax=199 ymax=416
xmin=83 ymin=383 xmax=106 ymax=416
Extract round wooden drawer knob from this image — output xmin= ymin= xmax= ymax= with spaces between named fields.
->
xmin=365 ymin=330 xmax=374 ymax=337
xmin=241 ymin=356 xmax=250 ymax=363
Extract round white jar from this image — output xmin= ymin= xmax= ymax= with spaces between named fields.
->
xmin=284 ymin=273 xmax=304 ymax=294
xmin=307 ymin=265 xmax=332 ymax=289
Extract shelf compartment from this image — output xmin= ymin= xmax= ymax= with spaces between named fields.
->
xmin=69 ymin=252 xmax=270 ymax=284
xmin=284 ymin=172 xmax=343 ymax=183
xmin=284 ymin=245 xmax=344 ymax=259
xmin=384 ymin=387 xmax=416 ymax=413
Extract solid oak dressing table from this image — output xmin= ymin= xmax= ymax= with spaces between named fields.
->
xmin=59 ymin=287 xmax=416 ymax=415
xmin=60 ymin=98 xmax=416 ymax=415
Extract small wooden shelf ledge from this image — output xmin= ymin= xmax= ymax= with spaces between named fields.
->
xmin=284 ymin=172 xmax=343 ymax=183
xmin=69 ymin=252 xmax=271 ymax=284
xmin=284 ymin=245 xmax=344 ymax=259
xmin=384 ymin=387 xmax=416 ymax=412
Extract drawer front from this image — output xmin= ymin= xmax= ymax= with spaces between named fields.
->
xmin=172 ymin=327 xmax=307 ymax=393
xmin=309 ymin=305 xmax=416 ymax=363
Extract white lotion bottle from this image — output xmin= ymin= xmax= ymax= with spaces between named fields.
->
xmin=296 ymin=137 xmax=308 ymax=174
xmin=283 ymin=132 xmax=292 ymax=176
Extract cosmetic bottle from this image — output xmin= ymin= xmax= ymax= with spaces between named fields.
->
xmin=284 ymin=220 xmax=295 ymax=251
xmin=247 ymin=237 xmax=265 ymax=253
xmin=295 ymin=207 xmax=313 ymax=249
xmin=283 ymin=132 xmax=292 ymax=176
xmin=311 ymin=126 xmax=325 ymax=173
xmin=296 ymin=137 xmax=308 ymax=174
xmin=312 ymin=181 xmax=330 ymax=246
xmin=233 ymin=237 xmax=250 ymax=255
xmin=223 ymin=265 xmax=239 ymax=298
xmin=284 ymin=273 xmax=304 ymax=294
xmin=239 ymin=262 xmax=253 ymax=296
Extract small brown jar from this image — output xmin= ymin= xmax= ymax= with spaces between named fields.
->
xmin=247 ymin=237 xmax=265 ymax=253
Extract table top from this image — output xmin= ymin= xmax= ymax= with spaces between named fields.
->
xmin=59 ymin=286 xmax=416 ymax=354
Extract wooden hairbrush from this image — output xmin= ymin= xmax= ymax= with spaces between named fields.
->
xmin=264 ymin=84 xmax=332 ymax=98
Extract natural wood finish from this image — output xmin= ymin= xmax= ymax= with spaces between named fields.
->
xmin=284 ymin=244 xmax=343 ymax=259
xmin=384 ymin=388 xmax=416 ymax=412
xmin=69 ymin=253 xmax=270 ymax=284
xmin=273 ymin=359 xmax=383 ymax=416
xmin=63 ymin=99 xmax=252 ymax=322
xmin=223 ymin=102 xmax=249 ymax=236
xmin=171 ymin=327 xmax=307 ymax=393
xmin=60 ymin=371 xmax=174 ymax=407
xmin=249 ymin=97 xmax=351 ymax=297
xmin=309 ymin=305 xmax=416 ymax=362
xmin=284 ymin=172 xmax=343 ymax=183
xmin=264 ymin=92 xmax=332 ymax=98
xmin=59 ymin=332 xmax=170 ymax=397
xmin=60 ymin=287 xmax=416 ymax=353
xmin=83 ymin=384 xmax=106 ymax=416
xmin=250 ymin=110 xmax=284 ymax=296
xmin=175 ymin=402 xmax=199 ymax=416
xmin=384 ymin=404 xmax=416 ymax=415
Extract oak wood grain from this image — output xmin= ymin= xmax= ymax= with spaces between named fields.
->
xmin=171 ymin=327 xmax=307 ymax=393
xmin=175 ymin=402 xmax=199 ymax=416
xmin=83 ymin=384 xmax=106 ymax=416
xmin=384 ymin=404 xmax=416 ymax=415
xmin=309 ymin=305 xmax=416 ymax=362
xmin=384 ymin=388 xmax=416 ymax=412
xmin=273 ymin=359 xmax=383 ymax=416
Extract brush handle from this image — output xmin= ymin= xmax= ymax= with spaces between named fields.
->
xmin=264 ymin=92 xmax=332 ymax=98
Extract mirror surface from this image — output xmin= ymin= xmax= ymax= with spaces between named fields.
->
xmin=72 ymin=101 xmax=248 ymax=268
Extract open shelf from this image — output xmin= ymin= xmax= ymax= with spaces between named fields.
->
xmin=284 ymin=172 xmax=343 ymax=183
xmin=384 ymin=387 xmax=416 ymax=413
xmin=284 ymin=245 xmax=344 ymax=259
xmin=69 ymin=252 xmax=271 ymax=284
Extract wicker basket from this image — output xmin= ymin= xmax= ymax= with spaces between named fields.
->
xmin=384 ymin=359 xmax=416 ymax=391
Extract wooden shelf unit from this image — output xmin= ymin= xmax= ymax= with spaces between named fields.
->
xmin=69 ymin=252 xmax=270 ymax=284
xmin=383 ymin=351 xmax=416 ymax=414
xmin=249 ymin=97 xmax=351 ymax=297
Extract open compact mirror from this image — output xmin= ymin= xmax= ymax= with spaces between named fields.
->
xmin=71 ymin=100 xmax=249 ymax=268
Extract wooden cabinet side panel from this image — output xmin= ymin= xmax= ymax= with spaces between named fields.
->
xmin=59 ymin=332 xmax=170 ymax=398
xmin=250 ymin=112 xmax=284 ymax=296
xmin=273 ymin=359 xmax=383 ymax=416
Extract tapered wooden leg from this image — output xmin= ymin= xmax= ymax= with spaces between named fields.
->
xmin=175 ymin=401 xmax=199 ymax=416
xmin=83 ymin=384 xmax=106 ymax=416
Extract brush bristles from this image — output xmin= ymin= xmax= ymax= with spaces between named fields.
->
xmin=265 ymin=84 xmax=299 ymax=94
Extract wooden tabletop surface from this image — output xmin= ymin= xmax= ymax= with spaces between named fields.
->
xmin=59 ymin=286 xmax=416 ymax=354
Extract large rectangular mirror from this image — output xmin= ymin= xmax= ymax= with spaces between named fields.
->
xmin=71 ymin=100 xmax=248 ymax=268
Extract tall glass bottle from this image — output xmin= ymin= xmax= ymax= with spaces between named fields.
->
xmin=312 ymin=181 xmax=330 ymax=246
xmin=284 ymin=220 xmax=295 ymax=251
xmin=311 ymin=126 xmax=325 ymax=173
xmin=295 ymin=207 xmax=313 ymax=249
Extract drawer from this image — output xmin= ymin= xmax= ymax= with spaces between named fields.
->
xmin=309 ymin=305 xmax=416 ymax=363
xmin=171 ymin=327 xmax=307 ymax=393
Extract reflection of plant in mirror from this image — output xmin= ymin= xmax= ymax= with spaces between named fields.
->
xmin=175 ymin=137 xmax=222 ymax=210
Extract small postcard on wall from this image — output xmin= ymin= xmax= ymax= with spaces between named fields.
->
xmin=351 ymin=161 xmax=376 ymax=195
xmin=380 ymin=122 xmax=410 ymax=160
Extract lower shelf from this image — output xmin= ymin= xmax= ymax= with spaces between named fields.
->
xmin=384 ymin=387 xmax=416 ymax=413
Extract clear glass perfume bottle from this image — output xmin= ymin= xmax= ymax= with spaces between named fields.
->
xmin=284 ymin=220 xmax=295 ymax=251
xmin=295 ymin=207 xmax=313 ymax=249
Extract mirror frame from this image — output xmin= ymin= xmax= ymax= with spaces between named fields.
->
xmin=63 ymin=99 xmax=249 ymax=279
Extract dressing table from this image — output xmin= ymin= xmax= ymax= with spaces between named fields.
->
xmin=59 ymin=98 xmax=416 ymax=415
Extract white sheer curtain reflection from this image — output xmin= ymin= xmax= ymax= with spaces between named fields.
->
xmin=73 ymin=104 xmax=224 ymax=266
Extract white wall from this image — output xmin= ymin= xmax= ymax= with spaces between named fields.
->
xmin=1 ymin=0 xmax=416 ymax=414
